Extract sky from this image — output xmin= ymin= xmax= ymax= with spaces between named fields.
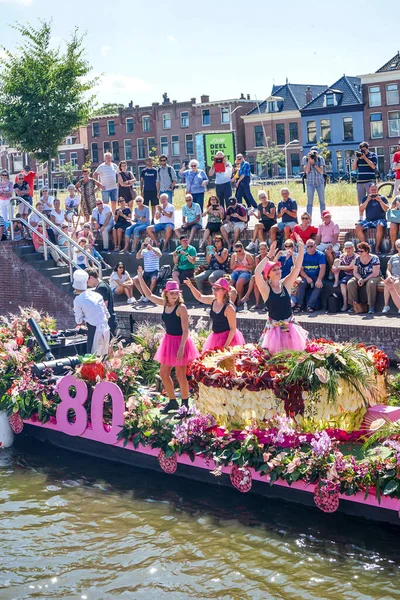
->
xmin=0 ymin=0 xmax=395 ymax=108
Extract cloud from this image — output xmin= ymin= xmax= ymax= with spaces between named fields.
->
xmin=100 ymin=45 xmax=110 ymax=57
xmin=166 ymin=35 xmax=177 ymax=43
xmin=93 ymin=73 xmax=152 ymax=103
xmin=0 ymin=0 xmax=32 ymax=5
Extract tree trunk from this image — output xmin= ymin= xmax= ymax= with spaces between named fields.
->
xmin=47 ymin=153 xmax=52 ymax=189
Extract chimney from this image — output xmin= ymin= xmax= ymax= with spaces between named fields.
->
xmin=128 ymin=101 xmax=133 ymax=108
xmin=200 ymin=94 xmax=209 ymax=103
xmin=240 ymin=93 xmax=245 ymax=99
xmin=247 ymin=94 xmax=250 ymax=100
xmin=305 ymin=86 xmax=312 ymax=103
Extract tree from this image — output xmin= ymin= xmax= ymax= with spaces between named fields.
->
xmin=58 ymin=161 xmax=75 ymax=184
xmin=256 ymin=138 xmax=285 ymax=178
xmin=93 ymin=103 xmax=124 ymax=116
xmin=0 ymin=20 xmax=97 ymax=187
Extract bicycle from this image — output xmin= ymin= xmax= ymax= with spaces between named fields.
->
xmin=378 ymin=181 xmax=395 ymax=199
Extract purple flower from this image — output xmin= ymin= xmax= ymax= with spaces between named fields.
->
xmin=310 ymin=431 xmax=332 ymax=457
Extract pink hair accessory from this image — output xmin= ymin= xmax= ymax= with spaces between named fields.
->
xmin=165 ymin=281 xmax=181 ymax=292
xmin=212 ymin=278 xmax=230 ymax=291
xmin=263 ymin=261 xmax=281 ymax=279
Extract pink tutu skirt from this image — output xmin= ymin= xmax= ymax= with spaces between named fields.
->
xmin=259 ymin=319 xmax=308 ymax=355
xmin=154 ymin=333 xmax=199 ymax=367
xmin=203 ymin=329 xmax=245 ymax=352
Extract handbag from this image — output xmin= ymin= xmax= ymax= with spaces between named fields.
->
xmin=387 ymin=208 xmax=400 ymax=224
xmin=353 ymin=301 xmax=368 ymax=314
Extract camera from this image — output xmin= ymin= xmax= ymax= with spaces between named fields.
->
xmin=309 ymin=151 xmax=318 ymax=160
xmin=355 ymin=150 xmax=363 ymax=158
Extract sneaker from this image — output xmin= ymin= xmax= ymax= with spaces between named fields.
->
xmin=142 ymin=297 xmax=150 ymax=303
xmin=127 ymin=297 xmax=135 ymax=304
xmin=368 ymin=308 xmax=375 ymax=314
xmin=246 ymin=242 xmax=257 ymax=251
xmin=382 ymin=305 xmax=391 ymax=314
xmin=139 ymin=295 xmax=146 ymax=302
xmin=348 ymin=307 xmax=355 ymax=314
xmin=160 ymin=399 xmax=179 ymax=414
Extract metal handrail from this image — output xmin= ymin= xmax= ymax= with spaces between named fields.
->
xmin=9 ymin=196 xmax=102 ymax=280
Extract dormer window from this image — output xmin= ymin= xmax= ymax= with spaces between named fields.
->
xmin=268 ymin=101 xmax=277 ymax=113
xmin=325 ymin=93 xmax=335 ymax=107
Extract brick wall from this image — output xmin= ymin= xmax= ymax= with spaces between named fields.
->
xmin=0 ymin=241 xmax=75 ymax=328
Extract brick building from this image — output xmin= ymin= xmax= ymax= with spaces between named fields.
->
xmin=359 ymin=52 xmax=400 ymax=176
xmin=242 ymin=82 xmax=327 ymax=176
xmin=87 ymin=93 xmax=256 ymax=178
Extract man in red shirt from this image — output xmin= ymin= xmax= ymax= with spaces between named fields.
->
xmin=15 ymin=165 xmax=36 ymax=197
xmin=392 ymin=142 xmax=400 ymax=197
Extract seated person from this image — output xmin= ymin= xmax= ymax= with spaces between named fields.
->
xmin=246 ymin=190 xmax=276 ymax=251
xmin=172 ymin=234 xmax=197 ymax=284
xmin=73 ymin=237 xmax=91 ymax=270
xmin=27 ymin=201 xmax=56 ymax=244
xmin=230 ymin=242 xmax=255 ymax=303
xmin=57 ymin=222 xmax=71 ymax=255
xmin=109 ymin=262 xmax=135 ymax=304
xmin=220 ymin=196 xmax=248 ymax=250
xmin=347 ymin=242 xmax=381 ymax=314
xmin=195 ymin=234 xmax=229 ymax=292
xmin=112 ymin=197 xmax=132 ymax=251
xmin=291 ymin=212 xmax=318 ymax=244
xmin=355 ymin=184 xmax=388 ymax=253
xmin=383 ymin=238 xmax=400 ymax=313
xmin=13 ymin=213 xmax=25 ymax=241
xmin=32 ymin=223 xmax=64 ymax=266
xmin=175 ymin=193 xmax=202 ymax=245
xmin=40 ymin=187 xmax=54 ymax=217
xmin=239 ymin=241 xmax=269 ymax=309
xmin=199 ymin=195 xmax=225 ymax=250
xmin=388 ymin=195 xmax=400 ymax=255
xmin=278 ymin=238 xmax=298 ymax=278
xmin=123 ymin=196 xmax=150 ymax=253
xmin=13 ymin=174 xmax=32 ymax=217
xmin=146 ymin=193 xmax=175 ymax=252
xmin=50 ymin=198 xmax=66 ymax=230
xmin=132 ymin=237 xmax=162 ymax=302
xmin=65 ymin=184 xmax=81 ymax=222
xmin=75 ymin=223 xmax=109 ymax=269
xmin=270 ymin=187 xmax=298 ymax=241
xmin=91 ymin=199 xmax=114 ymax=251
xmin=332 ymin=241 xmax=357 ymax=311
xmin=294 ymin=239 xmax=326 ymax=313
xmin=315 ymin=210 xmax=340 ymax=278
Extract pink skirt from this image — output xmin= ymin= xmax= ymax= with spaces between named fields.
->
xmin=259 ymin=321 xmax=308 ymax=355
xmin=154 ymin=333 xmax=199 ymax=367
xmin=203 ymin=329 xmax=245 ymax=352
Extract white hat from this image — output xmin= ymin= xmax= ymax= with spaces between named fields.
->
xmin=73 ymin=270 xmax=89 ymax=291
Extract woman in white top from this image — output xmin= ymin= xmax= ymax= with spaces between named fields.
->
xmin=109 ymin=262 xmax=135 ymax=304
xmin=41 ymin=188 xmax=54 ymax=216
xmin=65 ymin=184 xmax=81 ymax=223
xmin=50 ymin=198 xmax=65 ymax=229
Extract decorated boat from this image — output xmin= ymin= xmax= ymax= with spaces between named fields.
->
xmin=2 ymin=309 xmax=400 ymax=525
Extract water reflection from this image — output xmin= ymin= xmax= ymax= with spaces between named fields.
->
xmin=1 ymin=439 xmax=400 ymax=600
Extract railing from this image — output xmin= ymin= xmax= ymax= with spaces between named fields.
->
xmin=8 ymin=196 xmax=102 ymax=281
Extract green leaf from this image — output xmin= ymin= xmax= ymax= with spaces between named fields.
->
xmin=383 ymin=480 xmax=399 ymax=496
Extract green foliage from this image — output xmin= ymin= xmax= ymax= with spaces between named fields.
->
xmin=316 ymin=139 xmax=330 ymax=161
xmin=256 ymin=137 xmax=285 ymax=176
xmin=58 ymin=161 xmax=76 ymax=184
xmin=0 ymin=20 xmax=97 ymax=187
xmin=92 ymin=103 xmax=123 ymax=117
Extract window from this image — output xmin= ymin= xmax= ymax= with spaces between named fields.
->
xmin=289 ymin=122 xmax=298 ymax=142
xmin=173 ymin=163 xmax=180 ymax=178
xmin=254 ymin=125 xmax=264 ymax=147
xmin=160 ymin=136 xmax=168 ymax=155
xmin=268 ymin=101 xmax=277 ymax=113
xmin=307 ymin=120 xmax=316 ymax=144
xmin=369 ymin=86 xmax=381 ymax=107
xmin=185 ymin=134 xmax=194 ymax=155
xmin=147 ymin=137 xmax=156 ymax=155
xmin=92 ymin=122 xmax=99 ymax=137
xmin=126 ymin=118 xmax=134 ymax=134
xmin=70 ymin=152 xmax=78 ymax=167
xmin=107 ymin=120 xmax=115 ymax=135
xmin=124 ymin=140 xmax=132 ymax=161
xmin=221 ymin=107 xmax=230 ymax=124
xmin=137 ymin=139 xmax=145 ymax=160
xmin=320 ymin=119 xmax=331 ymax=142
xmin=65 ymin=137 xmax=73 ymax=145
xmin=344 ymin=150 xmax=355 ymax=166
xmin=276 ymin=123 xmax=285 ymax=145
xmin=142 ymin=116 xmax=151 ymax=132
xmin=324 ymin=150 xmax=332 ymax=170
xmin=387 ymin=84 xmax=399 ymax=106
xmin=58 ymin=152 xmax=66 ymax=167
xmin=103 ymin=141 xmax=111 ymax=154
xmin=290 ymin=154 xmax=300 ymax=175
xmin=111 ymin=141 xmax=119 ymax=162
xmin=325 ymin=93 xmax=335 ymax=107
xmin=343 ymin=117 xmax=354 ymax=141
xmin=390 ymin=145 xmax=398 ymax=164
xmin=370 ymin=113 xmax=383 ymax=138
xmin=171 ymin=135 xmax=180 ymax=156
xmin=336 ymin=150 xmax=343 ymax=172
xmin=388 ymin=111 xmax=400 ymax=138
xmin=91 ymin=143 xmax=99 ymax=163
xmin=180 ymin=111 xmax=189 ymax=128
xmin=202 ymin=109 xmax=211 ymax=126
xmin=162 ymin=113 xmax=171 ymax=129
xmin=375 ymin=147 xmax=385 ymax=175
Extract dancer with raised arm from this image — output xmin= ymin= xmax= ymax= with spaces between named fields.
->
xmin=184 ymin=277 xmax=245 ymax=351
xmin=255 ymin=233 xmax=308 ymax=354
xmin=137 ymin=268 xmax=199 ymax=413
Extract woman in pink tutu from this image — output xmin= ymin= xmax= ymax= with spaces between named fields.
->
xmin=137 ymin=267 xmax=199 ymax=413
xmin=255 ymin=233 xmax=308 ymax=355
xmin=184 ymin=277 xmax=245 ymax=351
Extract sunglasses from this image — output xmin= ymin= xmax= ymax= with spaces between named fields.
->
xmin=160 ymin=159 xmax=167 ymax=162
xmin=96 ymin=203 xmax=102 ymax=206
xmin=301 ymin=217 xmax=309 ymax=221
xmin=285 ymin=244 xmax=294 ymax=248
xmin=306 ymin=245 xmax=314 ymax=248
xmin=190 ymin=165 xmax=197 ymax=167
xmin=358 ymin=250 xmax=366 ymax=253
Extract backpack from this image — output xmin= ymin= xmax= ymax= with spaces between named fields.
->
xmin=159 ymin=165 xmax=174 ymax=183
xmin=327 ymin=293 xmax=340 ymax=314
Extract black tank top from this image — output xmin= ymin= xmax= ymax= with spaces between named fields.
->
xmin=266 ymin=285 xmax=292 ymax=321
xmin=210 ymin=301 xmax=230 ymax=333
xmin=162 ymin=305 xmax=183 ymax=335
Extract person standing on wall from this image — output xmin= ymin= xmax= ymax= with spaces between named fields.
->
xmin=140 ymin=157 xmax=159 ymax=223
xmin=156 ymin=155 xmax=177 ymax=204
xmin=352 ymin=142 xmax=378 ymax=205
xmin=233 ymin=154 xmax=257 ymax=209
xmin=301 ymin=146 xmax=326 ymax=221
xmin=179 ymin=160 xmax=208 ymax=211
xmin=94 ymin=151 xmax=118 ymax=213
xmin=208 ymin=151 xmax=233 ymax=209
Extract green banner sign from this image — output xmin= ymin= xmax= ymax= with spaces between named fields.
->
xmin=204 ymin=132 xmax=235 ymax=166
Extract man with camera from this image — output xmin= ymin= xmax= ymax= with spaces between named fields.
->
xmin=355 ymin=183 xmax=388 ymax=253
xmin=302 ymin=146 xmax=326 ymax=221
xmin=172 ymin=234 xmax=197 ymax=284
xmin=208 ymin=151 xmax=233 ymax=209
xmin=352 ymin=142 xmax=378 ymax=204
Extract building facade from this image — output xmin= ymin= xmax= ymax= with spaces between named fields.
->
xmin=301 ymin=76 xmax=364 ymax=174
xmin=359 ymin=53 xmax=400 ymax=176
xmin=242 ymin=82 xmax=327 ymax=176
xmin=87 ymin=93 xmax=256 ymax=178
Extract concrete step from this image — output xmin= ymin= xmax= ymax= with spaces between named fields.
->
xmin=13 ymin=244 xmax=35 ymax=256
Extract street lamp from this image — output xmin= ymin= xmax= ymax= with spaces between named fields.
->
xmin=283 ymin=139 xmax=299 ymax=184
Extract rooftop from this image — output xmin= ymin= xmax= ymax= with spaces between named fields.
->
xmin=301 ymin=75 xmax=363 ymax=111
xmin=247 ymin=82 xmax=327 ymax=115
xmin=376 ymin=52 xmax=400 ymax=73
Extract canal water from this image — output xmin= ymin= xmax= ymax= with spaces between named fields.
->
xmin=1 ymin=440 xmax=400 ymax=600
